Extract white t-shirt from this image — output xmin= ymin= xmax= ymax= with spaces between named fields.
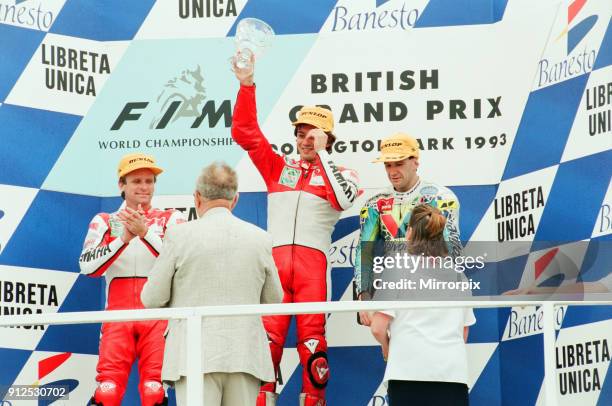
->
xmin=375 ymin=256 xmax=476 ymax=385
xmin=382 ymin=307 xmax=475 ymax=385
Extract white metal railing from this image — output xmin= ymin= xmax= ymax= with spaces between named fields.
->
xmin=1 ymin=298 xmax=611 ymax=406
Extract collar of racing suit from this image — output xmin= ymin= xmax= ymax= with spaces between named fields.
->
xmin=391 ymin=178 xmax=422 ymax=203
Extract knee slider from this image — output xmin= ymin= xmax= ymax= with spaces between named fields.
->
xmin=92 ymin=381 xmax=121 ymax=406
xmin=141 ymin=381 xmax=166 ymax=406
xmin=306 ymin=352 xmax=329 ymax=389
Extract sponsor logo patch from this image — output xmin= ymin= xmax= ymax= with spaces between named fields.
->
xmin=309 ymin=174 xmax=325 ymax=186
xmin=419 ymin=186 xmax=439 ymax=195
xmin=279 ymin=166 xmax=301 ymax=189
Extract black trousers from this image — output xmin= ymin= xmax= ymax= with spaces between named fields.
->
xmin=387 ymin=380 xmax=469 ymax=406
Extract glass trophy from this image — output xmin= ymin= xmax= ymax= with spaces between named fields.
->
xmin=230 ymin=18 xmax=275 ymax=74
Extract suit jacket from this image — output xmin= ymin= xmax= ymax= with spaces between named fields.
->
xmin=141 ymin=206 xmax=282 ymax=382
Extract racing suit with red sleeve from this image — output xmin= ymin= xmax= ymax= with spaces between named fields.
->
xmin=232 ymin=84 xmax=360 ymax=405
xmin=79 ymin=208 xmax=185 ymax=406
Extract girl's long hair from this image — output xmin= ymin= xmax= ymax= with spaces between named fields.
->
xmin=407 ymin=204 xmax=448 ymax=257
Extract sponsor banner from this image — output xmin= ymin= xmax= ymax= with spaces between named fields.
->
xmin=42 ymin=34 xmax=318 ymax=196
xmin=329 ymin=228 xmax=360 ymax=269
xmin=0 ymin=0 xmax=65 ymax=32
xmin=532 ymin=0 xmax=610 ymax=91
xmin=135 ymin=0 xmax=247 ymax=39
xmin=517 ymin=241 xmax=591 ymax=295
xmin=0 ymin=265 xmax=78 ymax=351
xmin=235 ymin=3 xmax=555 ymax=192
xmin=320 ymin=0 xmax=429 ymax=34
xmin=561 ymin=65 xmax=612 ymax=163
xmin=592 ymin=178 xmax=612 ymax=239
xmin=5 ymin=33 xmax=129 ymax=116
xmin=7 ymin=351 xmax=97 ymax=405
xmin=502 ymin=305 xmax=568 ymax=342
xmin=534 ymin=320 xmax=612 ymax=405
xmin=0 ymin=184 xmax=38 ymax=256
xmin=466 ymin=165 xmax=557 ymax=260
xmin=44 ymin=3 xmax=559 ymax=195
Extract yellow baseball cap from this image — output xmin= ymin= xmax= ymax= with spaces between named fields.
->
xmin=117 ymin=153 xmax=163 ymax=178
xmin=372 ymin=133 xmax=420 ymax=163
xmin=292 ymin=106 xmax=334 ymax=133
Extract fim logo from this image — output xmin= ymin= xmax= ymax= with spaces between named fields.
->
xmin=111 ymin=65 xmax=232 ymax=131
xmin=149 ymin=65 xmax=206 ymax=129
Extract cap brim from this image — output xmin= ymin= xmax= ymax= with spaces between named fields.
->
xmin=120 ymin=165 xmax=164 ymax=177
xmin=292 ymin=118 xmax=319 ymax=128
xmin=371 ymin=154 xmax=415 ymax=163
xmin=292 ymin=119 xmax=333 ymax=133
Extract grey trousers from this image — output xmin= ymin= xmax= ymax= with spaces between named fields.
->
xmin=174 ymin=372 xmax=259 ymax=406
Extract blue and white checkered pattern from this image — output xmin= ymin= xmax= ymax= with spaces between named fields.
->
xmin=1 ymin=0 xmax=610 ymax=404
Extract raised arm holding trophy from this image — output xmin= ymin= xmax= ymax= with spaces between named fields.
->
xmin=230 ymin=18 xmax=360 ymax=406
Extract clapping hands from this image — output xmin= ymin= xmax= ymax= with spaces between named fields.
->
xmin=117 ymin=204 xmax=148 ymax=243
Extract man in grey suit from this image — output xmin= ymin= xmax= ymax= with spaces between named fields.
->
xmin=141 ymin=162 xmax=282 ymax=406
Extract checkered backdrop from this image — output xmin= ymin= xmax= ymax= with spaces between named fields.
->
xmin=1 ymin=0 xmax=611 ymax=405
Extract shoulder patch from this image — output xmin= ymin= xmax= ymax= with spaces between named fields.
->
xmin=419 ymin=185 xmax=439 ymax=195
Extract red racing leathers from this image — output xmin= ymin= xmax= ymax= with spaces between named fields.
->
xmin=79 ymin=208 xmax=185 ymax=406
xmin=232 ymin=85 xmax=359 ymax=404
